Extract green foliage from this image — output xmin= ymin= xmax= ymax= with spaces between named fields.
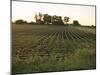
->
xmin=64 ymin=16 xmax=69 ymax=24
xmin=43 ymin=14 xmax=51 ymax=24
xmin=15 ymin=19 xmax=27 ymax=24
xmin=14 ymin=13 xmax=83 ymax=26
xmin=73 ymin=20 xmax=81 ymax=26
xmin=51 ymin=15 xmax=64 ymax=25
xmin=34 ymin=13 xmax=64 ymax=25
xmin=34 ymin=13 xmax=44 ymax=25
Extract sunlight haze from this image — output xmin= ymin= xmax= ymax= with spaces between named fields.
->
xmin=12 ymin=1 xmax=95 ymax=26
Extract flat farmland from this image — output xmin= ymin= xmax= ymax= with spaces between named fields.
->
xmin=12 ymin=24 xmax=96 ymax=74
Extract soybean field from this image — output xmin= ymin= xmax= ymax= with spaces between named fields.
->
xmin=12 ymin=24 xmax=96 ymax=74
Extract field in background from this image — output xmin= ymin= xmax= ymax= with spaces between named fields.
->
xmin=12 ymin=24 xmax=96 ymax=74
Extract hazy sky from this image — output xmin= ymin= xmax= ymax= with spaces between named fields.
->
xmin=12 ymin=1 xmax=95 ymax=26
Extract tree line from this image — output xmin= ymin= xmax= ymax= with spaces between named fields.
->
xmin=13 ymin=12 xmax=81 ymax=26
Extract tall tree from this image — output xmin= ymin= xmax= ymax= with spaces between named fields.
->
xmin=34 ymin=13 xmax=44 ymax=24
xmin=34 ymin=13 xmax=38 ymax=23
xmin=38 ymin=13 xmax=42 ymax=21
xmin=57 ymin=16 xmax=64 ymax=25
xmin=43 ymin=14 xmax=51 ymax=24
xmin=51 ymin=15 xmax=64 ymax=25
xmin=51 ymin=15 xmax=58 ymax=25
xmin=64 ymin=16 xmax=69 ymax=24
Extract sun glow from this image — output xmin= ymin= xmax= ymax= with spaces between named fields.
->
xmin=12 ymin=1 xmax=95 ymax=26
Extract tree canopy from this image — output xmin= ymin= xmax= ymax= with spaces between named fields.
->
xmin=15 ymin=19 xmax=27 ymax=24
xmin=14 ymin=12 xmax=81 ymax=26
xmin=73 ymin=20 xmax=81 ymax=26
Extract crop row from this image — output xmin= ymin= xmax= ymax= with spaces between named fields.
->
xmin=12 ymin=27 xmax=95 ymax=61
